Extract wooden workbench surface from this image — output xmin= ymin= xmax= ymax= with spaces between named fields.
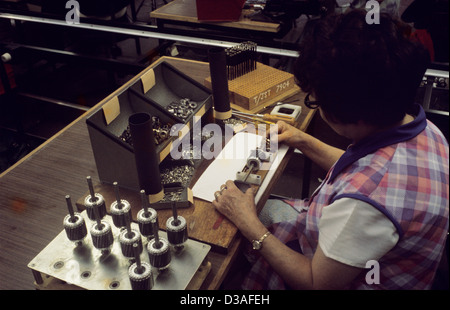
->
xmin=0 ymin=56 xmax=313 ymax=290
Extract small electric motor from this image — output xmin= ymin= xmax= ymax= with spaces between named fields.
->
xmin=119 ymin=213 xmax=143 ymax=259
xmin=128 ymin=243 xmax=154 ymax=290
xmin=166 ymin=202 xmax=188 ymax=251
xmin=63 ymin=195 xmax=87 ymax=245
xmin=110 ymin=182 xmax=132 ymax=229
xmin=137 ymin=190 xmax=158 ymax=239
xmin=84 ymin=176 xmax=107 ymax=221
xmin=146 ymin=221 xmax=171 ymax=270
xmin=90 ymin=202 xmax=114 ymax=255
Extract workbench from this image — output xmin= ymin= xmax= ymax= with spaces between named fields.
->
xmin=151 ymin=0 xmax=282 ymax=34
xmin=0 ymin=56 xmax=314 ymax=290
xmin=150 ymin=0 xmax=297 ymax=51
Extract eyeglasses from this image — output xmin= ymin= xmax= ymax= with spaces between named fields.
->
xmin=304 ymin=93 xmax=320 ymax=109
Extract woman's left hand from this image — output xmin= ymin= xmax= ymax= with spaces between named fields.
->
xmin=211 ymin=180 xmax=259 ymax=235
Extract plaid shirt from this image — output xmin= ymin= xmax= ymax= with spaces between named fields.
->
xmin=242 ymin=105 xmax=449 ymax=290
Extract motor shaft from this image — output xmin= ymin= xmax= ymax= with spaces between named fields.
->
xmin=243 ymin=162 xmax=256 ymax=183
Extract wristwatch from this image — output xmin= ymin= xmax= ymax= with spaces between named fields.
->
xmin=252 ymin=231 xmax=271 ymax=250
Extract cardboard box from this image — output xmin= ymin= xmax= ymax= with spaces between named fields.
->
xmin=196 ymin=0 xmax=245 ymax=21
xmin=86 ymin=61 xmax=212 ymax=192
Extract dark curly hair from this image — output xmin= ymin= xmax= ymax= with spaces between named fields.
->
xmin=294 ymin=9 xmax=430 ymax=127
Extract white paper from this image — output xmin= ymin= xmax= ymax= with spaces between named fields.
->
xmin=192 ymin=132 xmax=288 ymax=203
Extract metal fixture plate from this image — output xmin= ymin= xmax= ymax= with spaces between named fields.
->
xmin=28 ymin=211 xmax=210 ymax=290
xmin=235 ymin=171 xmax=262 ymax=185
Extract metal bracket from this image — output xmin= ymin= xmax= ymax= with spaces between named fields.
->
xmin=235 ymin=171 xmax=262 ymax=185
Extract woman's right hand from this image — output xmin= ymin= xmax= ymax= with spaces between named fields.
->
xmin=270 ymin=120 xmax=305 ymax=148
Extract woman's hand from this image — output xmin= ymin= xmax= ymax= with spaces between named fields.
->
xmin=211 ymin=180 xmax=263 ymax=240
xmin=271 ymin=120 xmax=345 ymax=171
xmin=270 ymin=120 xmax=305 ymax=149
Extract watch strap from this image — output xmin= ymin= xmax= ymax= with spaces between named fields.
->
xmin=253 ymin=231 xmax=271 ymax=250
xmin=258 ymin=231 xmax=271 ymax=243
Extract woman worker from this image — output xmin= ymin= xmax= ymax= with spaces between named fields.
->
xmin=212 ymin=9 xmax=449 ymax=290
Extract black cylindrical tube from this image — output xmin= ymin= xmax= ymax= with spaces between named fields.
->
xmin=208 ymin=47 xmax=231 ymax=120
xmin=128 ymin=113 xmax=164 ymax=201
